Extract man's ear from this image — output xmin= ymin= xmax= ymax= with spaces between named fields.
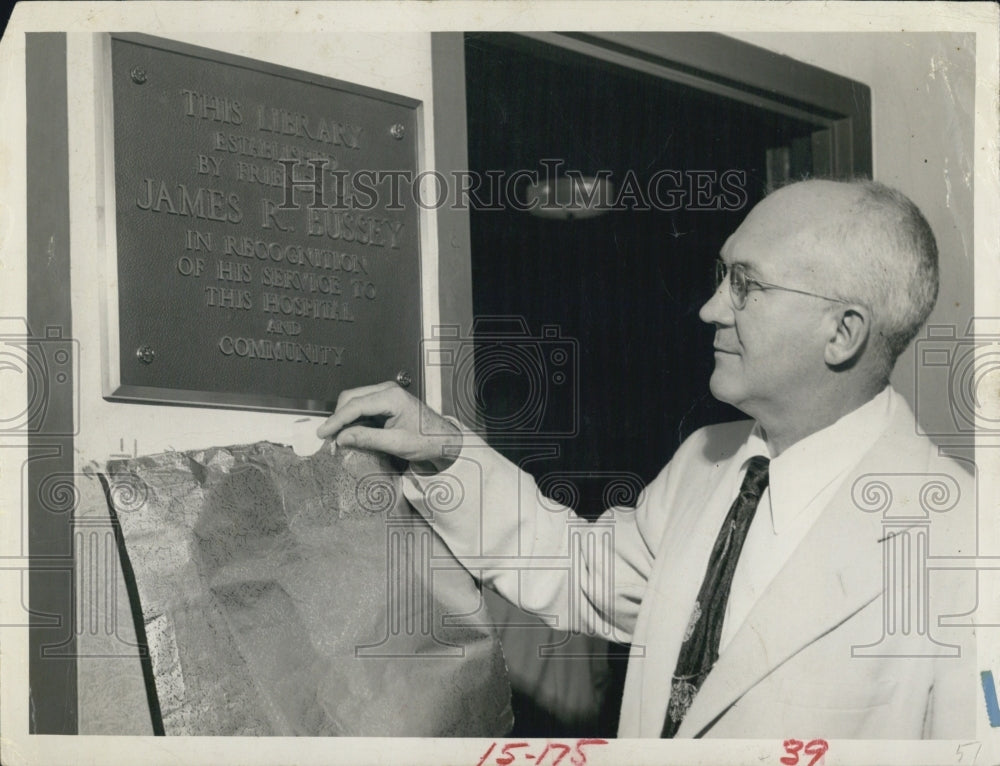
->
xmin=824 ymin=304 xmax=870 ymax=367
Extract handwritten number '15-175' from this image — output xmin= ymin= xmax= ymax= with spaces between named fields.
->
xmin=476 ymin=739 xmax=609 ymax=766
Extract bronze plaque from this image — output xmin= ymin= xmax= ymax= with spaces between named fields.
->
xmin=104 ymin=34 xmax=422 ymax=412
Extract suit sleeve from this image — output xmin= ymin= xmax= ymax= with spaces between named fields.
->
xmin=401 ymin=427 xmax=669 ymax=643
xmin=925 ymin=626 xmax=977 ymax=738
xmin=924 ymin=464 xmax=980 ymax=739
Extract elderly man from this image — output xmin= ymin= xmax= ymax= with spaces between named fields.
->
xmin=318 ymin=179 xmax=976 ymax=738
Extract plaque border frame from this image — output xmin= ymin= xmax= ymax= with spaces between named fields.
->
xmin=95 ymin=32 xmax=425 ymax=415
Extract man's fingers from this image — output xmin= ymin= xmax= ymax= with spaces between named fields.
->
xmin=320 ymin=383 xmax=457 ymax=467
xmin=336 ymin=424 xmax=416 ymax=459
xmin=334 ymin=381 xmax=399 ymax=411
xmin=317 ymin=388 xmax=400 ymax=438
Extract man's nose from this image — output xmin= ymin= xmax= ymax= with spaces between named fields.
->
xmin=698 ymin=282 xmax=735 ymax=326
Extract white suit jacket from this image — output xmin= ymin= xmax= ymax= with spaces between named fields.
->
xmin=403 ymin=397 xmax=977 ymax=738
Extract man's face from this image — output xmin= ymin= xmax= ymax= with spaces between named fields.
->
xmin=698 ymin=189 xmax=840 ymax=420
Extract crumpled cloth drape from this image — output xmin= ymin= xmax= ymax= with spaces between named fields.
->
xmin=103 ymin=440 xmax=512 ymax=736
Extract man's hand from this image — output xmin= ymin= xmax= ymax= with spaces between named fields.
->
xmin=316 ymin=381 xmax=462 ymax=474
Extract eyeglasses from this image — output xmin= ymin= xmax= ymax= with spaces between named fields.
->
xmin=715 ymin=259 xmax=852 ymax=311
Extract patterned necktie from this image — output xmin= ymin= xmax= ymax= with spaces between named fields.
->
xmin=661 ymin=455 xmax=770 ymax=738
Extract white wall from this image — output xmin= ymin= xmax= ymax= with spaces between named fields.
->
xmin=729 ymin=32 xmax=977 ymax=436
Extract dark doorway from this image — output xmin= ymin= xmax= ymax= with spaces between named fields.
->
xmin=460 ymin=32 xmax=866 ymax=737
xmin=465 ymin=33 xmax=836 ymax=509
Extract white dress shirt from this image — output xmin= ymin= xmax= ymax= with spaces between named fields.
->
xmin=720 ymin=386 xmax=895 ymax=649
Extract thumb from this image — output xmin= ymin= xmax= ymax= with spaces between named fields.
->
xmin=337 ymin=425 xmax=418 ymax=460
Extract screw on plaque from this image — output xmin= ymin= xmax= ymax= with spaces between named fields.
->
xmin=136 ymin=345 xmax=156 ymax=364
xmin=395 ymin=370 xmax=412 ymax=388
xmin=130 ymin=66 xmax=147 ymax=85
xmin=389 ymin=123 xmax=405 ymax=140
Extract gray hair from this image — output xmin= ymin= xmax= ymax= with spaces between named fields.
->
xmin=802 ymin=179 xmax=939 ymax=375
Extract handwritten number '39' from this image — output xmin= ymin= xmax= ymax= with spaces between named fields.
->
xmin=780 ymin=739 xmax=829 ymax=766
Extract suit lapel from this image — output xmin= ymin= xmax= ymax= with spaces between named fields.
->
xmin=630 ymin=460 xmax=742 ymax=736
xmin=675 ymin=401 xmax=930 ymax=737
xmin=623 ymin=421 xmax=760 ymax=736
